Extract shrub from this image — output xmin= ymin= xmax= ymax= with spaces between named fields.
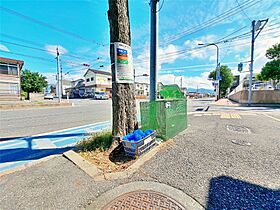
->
xmin=77 ymin=131 xmax=113 ymax=152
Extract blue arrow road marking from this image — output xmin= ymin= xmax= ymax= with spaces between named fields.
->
xmin=0 ymin=121 xmax=111 ymax=173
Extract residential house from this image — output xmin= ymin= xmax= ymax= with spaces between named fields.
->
xmin=84 ymin=69 xmax=112 ymax=96
xmin=0 ymin=57 xmax=24 ymax=100
xmin=65 ymin=79 xmax=85 ymax=98
xmin=135 ymin=82 xmax=149 ymax=97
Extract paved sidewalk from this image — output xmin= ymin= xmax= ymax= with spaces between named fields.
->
xmin=1 ymin=111 xmax=279 ymax=209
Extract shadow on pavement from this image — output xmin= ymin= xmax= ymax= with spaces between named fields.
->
xmin=0 ymin=147 xmax=74 ymax=163
xmin=207 ymin=176 xmax=280 ymax=209
xmin=0 ymin=133 xmax=91 ymax=142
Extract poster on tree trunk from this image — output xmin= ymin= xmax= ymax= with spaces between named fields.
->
xmin=114 ymin=42 xmax=134 ymax=83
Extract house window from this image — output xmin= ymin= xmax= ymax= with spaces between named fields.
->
xmin=0 ymin=63 xmax=8 ymax=74
xmin=91 ymin=77 xmax=94 ymax=81
xmin=86 ymin=78 xmax=90 ymax=82
xmin=9 ymin=66 xmax=18 ymax=75
xmin=0 ymin=63 xmax=18 ymax=75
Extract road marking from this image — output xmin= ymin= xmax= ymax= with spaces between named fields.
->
xmin=262 ymin=113 xmax=280 ymax=122
xmin=194 ymin=114 xmax=202 ymax=116
xmin=230 ymin=113 xmax=241 ymax=119
xmin=221 ymin=113 xmax=231 ymax=119
xmin=0 ymin=121 xmax=111 ymax=173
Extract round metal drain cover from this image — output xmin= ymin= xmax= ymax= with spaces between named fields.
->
xmin=102 ymin=190 xmax=187 ymax=210
xmin=231 ymin=139 xmax=251 ymax=146
xmin=227 ymin=125 xmax=251 ymax=134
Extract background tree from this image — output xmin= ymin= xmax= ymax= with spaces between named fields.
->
xmin=259 ymin=43 xmax=280 ymax=87
xmin=265 ymin=43 xmax=280 ymax=60
xmin=208 ymin=65 xmax=234 ymax=98
xmin=21 ymin=69 xmax=48 ymax=98
xmin=256 ymin=73 xmax=264 ymax=81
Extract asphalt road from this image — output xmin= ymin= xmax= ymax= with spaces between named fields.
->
xmin=0 ymin=99 xmax=112 ymax=138
xmin=0 ymin=98 xmax=215 ymax=138
xmin=1 ymin=106 xmax=279 ymax=209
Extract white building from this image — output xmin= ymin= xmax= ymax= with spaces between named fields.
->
xmin=84 ymin=69 xmax=112 ymax=95
xmin=135 ymin=82 xmax=149 ymax=97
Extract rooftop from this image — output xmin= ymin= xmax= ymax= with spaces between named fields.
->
xmin=85 ymin=69 xmax=111 ymax=76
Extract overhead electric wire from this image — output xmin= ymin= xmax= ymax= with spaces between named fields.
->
xmin=163 ymin=0 xmax=261 ymax=44
xmin=0 ymin=50 xmax=55 ymax=63
xmin=0 ymin=6 xmax=105 ymax=46
xmin=235 ymin=0 xmax=252 ymax=21
xmin=0 ymin=39 xmax=100 ymax=61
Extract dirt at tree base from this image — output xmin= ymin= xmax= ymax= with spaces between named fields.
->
xmin=78 ymin=145 xmax=137 ymax=173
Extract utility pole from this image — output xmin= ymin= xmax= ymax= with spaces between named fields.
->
xmin=108 ymin=0 xmax=137 ymax=138
xmin=150 ymin=0 xmax=159 ymax=101
xmin=56 ymin=47 xmax=61 ymax=103
xmin=248 ymin=20 xmax=255 ymax=106
xmin=60 ymin=60 xmax=63 ymax=99
xmin=180 ymin=76 xmax=183 ymax=89
xmin=248 ymin=19 xmax=268 ymax=106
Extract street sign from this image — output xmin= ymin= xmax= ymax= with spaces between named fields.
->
xmin=238 ymin=63 xmax=243 ymax=72
xmin=114 ymin=42 xmax=134 ymax=83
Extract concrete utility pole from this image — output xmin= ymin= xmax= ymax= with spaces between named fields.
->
xmin=150 ymin=0 xmax=159 ymax=101
xmin=56 ymin=47 xmax=61 ymax=103
xmin=248 ymin=20 xmax=255 ymax=106
xmin=60 ymin=61 xmax=63 ymax=99
xmin=108 ymin=0 xmax=137 ymax=138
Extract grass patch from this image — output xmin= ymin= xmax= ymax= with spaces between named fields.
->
xmin=77 ymin=131 xmax=113 ymax=152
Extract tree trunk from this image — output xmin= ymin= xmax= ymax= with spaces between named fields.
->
xmin=108 ymin=0 xmax=137 ymax=139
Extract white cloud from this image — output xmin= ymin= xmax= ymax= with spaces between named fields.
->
xmin=45 ymin=44 xmax=68 ymax=56
xmin=158 ymin=71 xmax=213 ymax=90
xmin=0 ymin=44 xmax=9 ymax=52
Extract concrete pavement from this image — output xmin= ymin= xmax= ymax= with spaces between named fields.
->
xmin=1 ymin=104 xmax=279 ymax=209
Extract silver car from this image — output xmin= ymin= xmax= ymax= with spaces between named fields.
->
xmin=94 ymin=92 xmax=109 ymax=100
xmin=44 ymin=93 xmax=54 ymax=100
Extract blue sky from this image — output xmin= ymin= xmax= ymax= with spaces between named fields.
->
xmin=0 ymin=0 xmax=279 ymax=89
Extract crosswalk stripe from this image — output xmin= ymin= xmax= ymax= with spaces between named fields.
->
xmin=230 ymin=113 xmax=241 ymax=119
xmin=221 ymin=113 xmax=231 ymax=119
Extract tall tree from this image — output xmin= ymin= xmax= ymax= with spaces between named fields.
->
xmin=259 ymin=43 xmax=280 ymax=86
xmin=108 ymin=0 xmax=137 ymax=139
xmin=208 ymin=65 xmax=233 ymax=98
xmin=21 ymin=69 xmax=48 ymax=98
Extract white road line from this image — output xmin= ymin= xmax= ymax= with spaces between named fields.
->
xmin=262 ymin=113 xmax=280 ymax=122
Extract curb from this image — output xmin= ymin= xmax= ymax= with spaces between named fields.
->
xmin=85 ymin=181 xmax=205 ymax=210
xmin=0 ymin=102 xmax=73 ymax=110
xmin=63 ymin=140 xmax=173 ymax=182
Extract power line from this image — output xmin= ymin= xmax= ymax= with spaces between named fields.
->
xmin=235 ymin=0 xmax=252 ymax=21
xmin=0 ymin=50 xmax=55 ymax=63
xmin=163 ymin=0 xmax=261 ymax=44
xmin=0 ymin=6 xmax=106 ymax=47
xmin=0 ymin=39 xmax=102 ymax=62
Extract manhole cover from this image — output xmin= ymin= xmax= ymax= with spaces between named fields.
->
xmin=231 ymin=139 xmax=251 ymax=146
xmin=226 ymin=125 xmax=251 ymax=134
xmin=102 ymin=190 xmax=187 ymax=210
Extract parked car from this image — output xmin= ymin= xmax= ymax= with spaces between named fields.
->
xmin=94 ymin=92 xmax=109 ymax=100
xmin=44 ymin=93 xmax=54 ymax=100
